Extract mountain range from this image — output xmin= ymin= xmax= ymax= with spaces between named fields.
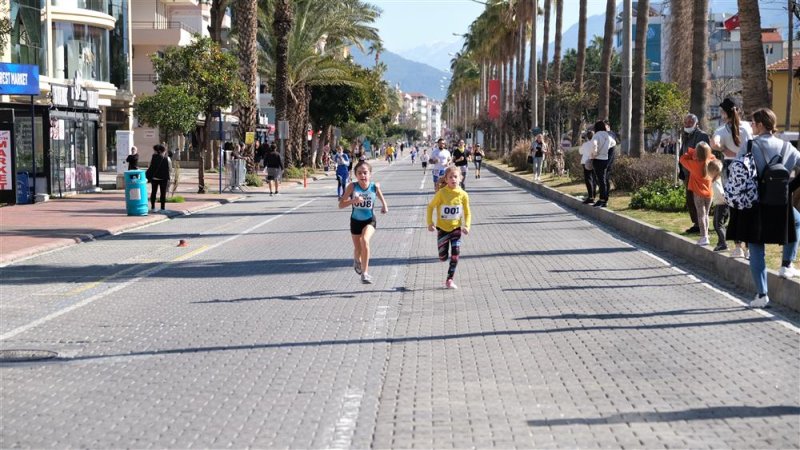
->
xmin=349 ymin=47 xmax=450 ymax=101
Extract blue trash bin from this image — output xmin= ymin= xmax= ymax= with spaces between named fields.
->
xmin=16 ymin=172 xmax=31 ymax=204
xmin=124 ymin=170 xmax=149 ymax=216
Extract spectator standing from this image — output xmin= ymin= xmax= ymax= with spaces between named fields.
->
xmin=125 ymin=146 xmax=139 ymax=171
xmin=264 ymin=143 xmax=284 ymax=196
xmin=679 ymin=113 xmax=711 ymax=233
xmin=729 ymin=108 xmax=800 ymax=308
xmin=579 ymin=130 xmax=597 ymax=204
xmin=590 ymin=121 xmax=618 ymax=208
xmin=531 ymin=134 xmax=547 ymax=182
xmin=146 ymin=144 xmax=171 ymax=212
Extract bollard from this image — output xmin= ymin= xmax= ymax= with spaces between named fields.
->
xmin=303 ymin=168 xmax=308 ymax=188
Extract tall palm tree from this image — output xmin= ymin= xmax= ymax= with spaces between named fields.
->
xmin=630 ymin=0 xmax=650 ymax=157
xmin=272 ymin=0 xmax=292 ymax=163
xmin=552 ymin=0 xmax=563 ymax=142
xmin=690 ymin=0 xmax=709 ymax=129
xmin=597 ymin=0 xmax=615 ymax=120
xmin=737 ymin=0 xmax=771 ymax=114
xmin=528 ymin=0 xmax=538 ymax=131
xmin=666 ymin=0 xmax=692 ymax=91
xmin=540 ymin=0 xmax=551 ymax=129
xmin=787 ymin=0 xmax=795 ymax=131
xmin=235 ymin=0 xmax=259 ymax=166
xmin=570 ymin=0 xmax=587 ymax=144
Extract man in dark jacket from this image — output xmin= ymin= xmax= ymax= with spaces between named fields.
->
xmin=264 ymin=144 xmax=284 ymax=196
xmin=679 ymin=113 xmax=710 ymax=233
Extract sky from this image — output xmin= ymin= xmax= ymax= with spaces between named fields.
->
xmin=368 ymin=0 xmax=598 ymax=54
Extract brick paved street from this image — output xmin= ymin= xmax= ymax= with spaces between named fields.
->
xmin=1 ymin=157 xmax=798 ymax=449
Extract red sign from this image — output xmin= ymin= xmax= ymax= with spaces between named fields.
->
xmin=724 ymin=14 xmax=740 ymax=31
xmin=488 ymin=79 xmax=500 ymax=120
xmin=0 ymin=131 xmax=10 ymax=190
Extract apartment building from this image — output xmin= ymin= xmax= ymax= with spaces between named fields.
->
xmin=1 ymin=0 xmax=132 ymax=199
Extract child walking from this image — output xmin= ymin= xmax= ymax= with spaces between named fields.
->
xmin=339 ymin=161 xmax=388 ymax=284
xmin=421 ymin=149 xmax=429 ymax=173
xmin=427 ymin=166 xmax=471 ymax=289
xmin=707 ymin=159 xmax=730 ymax=252
xmin=680 ymin=142 xmax=716 ymax=246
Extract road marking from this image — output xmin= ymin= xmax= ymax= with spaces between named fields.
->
xmin=0 ymin=198 xmax=317 ymax=341
xmin=328 ymin=388 xmax=364 ymax=450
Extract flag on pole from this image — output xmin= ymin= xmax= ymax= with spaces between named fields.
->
xmin=723 ymin=14 xmax=740 ymax=31
xmin=488 ymin=79 xmax=500 ymax=120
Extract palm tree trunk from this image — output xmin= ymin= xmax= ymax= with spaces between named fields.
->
xmin=667 ymin=0 xmax=692 ymax=91
xmin=541 ymin=0 xmax=551 ymax=129
xmin=690 ymin=0 xmax=709 ymax=129
xmin=630 ymin=0 xmax=650 ymax=157
xmin=598 ymin=0 xmax=615 ymax=120
xmin=208 ymin=0 xmax=228 ymax=44
xmin=235 ymin=0 xmax=258 ymax=171
xmin=738 ymin=0 xmax=770 ymax=114
xmin=273 ymin=0 xmax=293 ymax=164
xmin=785 ymin=0 xmax=794 ymax=131
xmin=517 ymin=20 xmax=526 ymax=101
xmin=529 ymin=0 xmax=538 ymax=131
xmin=553 ymin=0 xmax=563 ymax=143
xmin=571 ymin=0 xmax=587 ymax=144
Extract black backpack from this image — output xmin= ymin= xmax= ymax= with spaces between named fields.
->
xmin=755 ymin=140 xmax=791 ymax=207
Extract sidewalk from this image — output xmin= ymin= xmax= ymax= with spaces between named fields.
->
xmin=0 ymin=169 xmax=323 ymax=266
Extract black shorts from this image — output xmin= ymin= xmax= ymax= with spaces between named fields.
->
xmin=421 ymin=161 xmax=428 ymax=168
xmin=350 ymin=217 xmax=376 ymax=235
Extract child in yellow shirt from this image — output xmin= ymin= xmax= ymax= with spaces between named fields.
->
xmin=427 ymin=166 xmax=472 ymax=289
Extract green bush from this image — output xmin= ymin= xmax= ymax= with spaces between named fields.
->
xmin=563 ymin=149 xmax=582 ymax=181
xmin=611 ymin=154 xmax=676 ymax=192
xmin=166 ymin=195 xmax=186 ymax=203
xmin=629 ymin=179 xmax=686 ymax=212
xmin=245 ymin=172 xmax=263 ymax=187
xmin=284 ymin=166 xmax=304 ymax=179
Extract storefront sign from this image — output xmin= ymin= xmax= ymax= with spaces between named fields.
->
xmin=0 ymin=130 xmax=11 ymax=190
xmin=50 ymin=82 xmax=99 ymax=109
xmin=0 ymin=63 xmax=40 ymax=96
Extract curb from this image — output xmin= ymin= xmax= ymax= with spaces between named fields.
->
xmin=486 ymin=163 xmax=800 ymax=311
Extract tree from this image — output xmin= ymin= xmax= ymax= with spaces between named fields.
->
xmin=540 ymin=0 xmax=552 ymax=129
xmin=690 ymin=0 xmax=709 ymax=129
xmin=666 ymin=0 xmax=692 ymax=91
xmin=552 ymin=0 xmax=564 ymax=141
xmin=570 ymin=0 xmax=587 ymax=144
xmin=208 ymin=0 xmax=230 ymax=44
xmin=234 ymin=0 xmax=259 ymax=170
xmin=738 ymin=0 xmax=771 ymax=114
xmin=272 ymin=0 xmax=293 ymax=165
xmin=597 ymin=0 xmax=616 ymax=120
xmin=151 ymin=37 xmax=247 ymax=193
xmin=630 ymin=0 xmax=649 ymax=157
xmin=644 ymin=81 xmax=688 ymax=152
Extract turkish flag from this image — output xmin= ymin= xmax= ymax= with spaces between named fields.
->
xmin=488 ymin=79 xmax=500 ymax=120
xmin=724 ymin=14 xmax=740 ymax=31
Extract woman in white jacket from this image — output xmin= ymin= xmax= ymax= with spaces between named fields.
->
xmin=590 ymin=121 xmax=617 ymax=208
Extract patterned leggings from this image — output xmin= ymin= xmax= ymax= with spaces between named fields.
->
xmin=437 ymin=227 xmax=462 ymax=280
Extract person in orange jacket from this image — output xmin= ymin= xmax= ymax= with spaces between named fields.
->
xmin=680 ymin=142 xmax=716 ymax=246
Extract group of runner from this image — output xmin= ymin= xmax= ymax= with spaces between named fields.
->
xmin=339 ymin=137 xmax=475 ymax=289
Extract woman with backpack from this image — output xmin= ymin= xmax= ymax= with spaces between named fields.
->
xmin=728 ymin=108 xmax=800 ymax=308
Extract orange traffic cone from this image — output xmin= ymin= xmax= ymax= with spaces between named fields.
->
xmin=303 ymin=168 xmax=308 ymax=188
xmin=177 ymin=239 xmax=189 ymax=247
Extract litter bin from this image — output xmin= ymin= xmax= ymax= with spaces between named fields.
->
xmin=16 ymin=172 xmax=31 ymax=204
xmin=124 ymin=170 xmax=148 ymax=216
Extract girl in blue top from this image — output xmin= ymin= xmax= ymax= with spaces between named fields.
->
xmin=338 ymin=161 xmax=388 ymax=284
xmin=334 ymin=145 xmax=350 ymax=199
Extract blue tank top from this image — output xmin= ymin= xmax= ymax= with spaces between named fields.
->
xmin=351 ymin=182 xmax=377 ymax=221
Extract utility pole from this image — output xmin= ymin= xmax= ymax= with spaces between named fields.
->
xmin=621 ymin=0 xmax=632 ymax=155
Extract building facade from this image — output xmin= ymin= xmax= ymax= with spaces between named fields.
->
xmin=1 ymin=0 xmax=133 ymax=198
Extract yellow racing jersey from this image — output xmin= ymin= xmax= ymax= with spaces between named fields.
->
xmin=427 ymin=186 xmax=471 ymax=232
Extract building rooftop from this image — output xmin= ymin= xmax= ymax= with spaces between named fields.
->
xmin=762 ymin=29 xmax=783 ymax=44
xmin=767 ymin=51 xmax=800 ymax=71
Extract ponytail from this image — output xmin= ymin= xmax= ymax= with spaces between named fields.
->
xmin=730 ymin=107 xmax=741 ymax=147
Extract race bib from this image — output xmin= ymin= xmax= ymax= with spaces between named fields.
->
xmin=475 ymin=155 xmax=482 ymax=161
xmin=353 ymin=197 xmax=373 ymax=209
xmin=437 ymin=168 xmax=446 ymax=177
xmin=440 ymin=205 xmax=462 ymax=220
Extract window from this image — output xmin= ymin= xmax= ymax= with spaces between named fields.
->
xmin=52 ymin=22 xmax=110 ymax=81
xmin=10 ymin=0 xmax=47 ymax=73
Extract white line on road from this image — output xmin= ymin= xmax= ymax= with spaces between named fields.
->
xmin=0 ymin=198 xmax=318 ymax=341
xmin=328 ymin=389 xmax=364 ymax=450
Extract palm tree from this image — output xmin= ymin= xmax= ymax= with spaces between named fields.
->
xmin=570 ymin=0 xmax=587 ymax=144
xmin=737 ymin=0 xmax=771 ymax=114
xmin=597 ymin=0 xmax=615 ymax=120
xmin=272 ymin=0 xmax=292 ymax=163
xmin=630 ymin=0 xmax=650 ymax=157
xmin=528 ymin=0 xmax=538 ymax=131
xmin=551 ymin=0 xmax=563 ymax=142
xmin=208 ymin=0 xmax=230 ymax=44
xmin=690 ymin=0 xmax=709 ymax=129
xmin=235 ymin=0 xmax=259 ymax=166
xmin=540 ymin=0 xmax=551 ymax=129
xmin=666 ymin=0 xmax=692 ymax=91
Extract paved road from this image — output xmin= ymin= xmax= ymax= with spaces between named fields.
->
xmin=1 ymin=157 xmax=798 ymax=449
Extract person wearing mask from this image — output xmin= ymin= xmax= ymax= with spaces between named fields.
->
xmin=590 ymin=121 xmax=617 ymax=208
xmin=712 ymin=98 xmax=753 ymax=258
xmin=728 ymin=108 xmax=800 ymax=308
xmin=125 ymin=146 xmax=139 ymax=171
xmin=679 ymin=113 xmax=710 ymax=233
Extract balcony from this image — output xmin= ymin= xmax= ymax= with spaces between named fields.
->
xmin=161 ymin=0 xmax=199 ymax=4
xmin=132 ymin=21 xmax=197 ymax=46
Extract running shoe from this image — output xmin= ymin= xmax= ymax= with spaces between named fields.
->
xmin=696 ymin=236 xmax=710 ymax=246
xmin=361 ymin=273 xmax=373 ymax=284
xmin=354 ymin=259 xmax=362 ymax=275
xmin=731 ymin=247 xmax=745 ymax=258
xmin=445 ymin=279 xmax=457 ymax=289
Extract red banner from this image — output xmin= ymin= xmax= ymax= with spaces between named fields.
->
xmin=723 ymin=14 xmax=740 ymax=31
xmin=488 ymin=79 xmax=500 ymax=120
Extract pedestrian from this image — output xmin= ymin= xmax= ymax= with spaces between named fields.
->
xmin=339 ymin=161 xmax=388 ymax=284
xmin=386 ymin=144 xmax=394 ymax=163
xmin=410 ymin=146 xmax=417 ymax=164
xmin=125 ymin=146 xmax=139 ymax=170
xmin=590 ymin=121 xmax=617 ymax=208
xmin=256 ymin=141 xmax=269 ymax=169
xmin=679 ymin=113 xmax=711 ymax=233
xmin=531 ymin=134 xmax=547 ymax=182
xmin=712 ymin=98 xmax=753 ymax=258
xmin=400 ymin=142 xmax=405 ymax=157
xmin=472 ymin=143 xmax=484 ymax=179
xmin=579 ymin=130 xmax=597 ymax=204
xmin=707 ymin=159 xmax=729 ymax=251
xmin=430 ymin=138 xmax=451 ymax=191
xmin=264 ymin=143 xmax=284 ymax=196
xmin=146 ymin=144 xmax=171 ymax=212
xmin=334 ymin=145 xmax=350 ymax=199
xmin=680 ymin=142 xmax=716 ymax=246
xmin=427 ymin=166 xmax=471 ymax=289
xmin=728 ymin=108 xmax=800 ymax=308
xmin=421 ymin=148 xmax=429 ymax=173
xmin=452 ymin=139 xmax=469 ymax=189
